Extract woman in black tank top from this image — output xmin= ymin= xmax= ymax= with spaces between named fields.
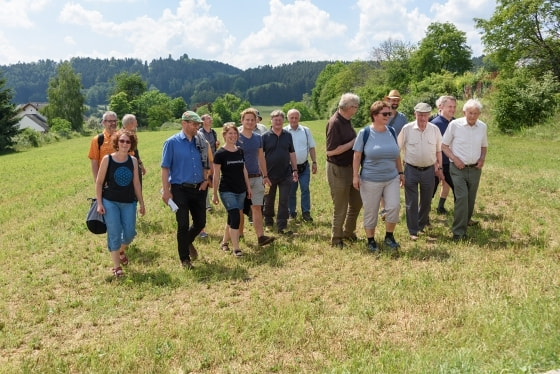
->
xmin=95 ymin=129 xmax=145 ymax=278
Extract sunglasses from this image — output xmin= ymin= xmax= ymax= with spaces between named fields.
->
xmin=379 ymin=112 xmax=392 ymax=117
xmin=118 ymin=139 xmax=131 ymax=144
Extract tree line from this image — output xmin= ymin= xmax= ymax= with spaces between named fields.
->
xmin=1 ymin=56 xmax=329 ymax=108
xmin=1 ymin=0 xmax=559 ymax=153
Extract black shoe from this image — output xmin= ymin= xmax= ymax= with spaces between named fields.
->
xmin=384 ymin=237 xmax=400 ymax=250
xmin=278 ymin=229 xmax=293 ymax=236
xmin=289 ymin=212 xmax=297 ymax=219
xmin=367 ymin=241 xmax=379 ymax=254
xmin=344 ymin=234 xmax=358 ymax=242
xmin=189 ymin=243 xmax=198 ymax=260
xmin=332 ymin=240 xmax=344 ymax=249
xmin=181 ymin=259 xmax=193 ymax=270
xmin=452 ymin=234 xmax=467 ymax=242
xmin=302 ymin=212 xmax=313 ymax=222
xmin=264 ymin=218 xmax=274 ymax=227
xmin=436 ymin=207 xmax=448 ymax=214
xmin=258 ymin=235 xmax=275 ymax=246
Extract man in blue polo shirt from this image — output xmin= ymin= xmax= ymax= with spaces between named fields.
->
xmin=161 ymin=111 xmax=212 ymax=269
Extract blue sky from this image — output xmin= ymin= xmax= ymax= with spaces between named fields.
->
xmin=0 ymin=0 xmax=496 ymax=70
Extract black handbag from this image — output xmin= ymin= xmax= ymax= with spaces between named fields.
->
xmin=86 ymin=198 xmax=106 ymax=234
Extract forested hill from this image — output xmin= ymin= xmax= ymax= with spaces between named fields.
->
xmin=1 ymin=55 xmax=331 ymax=107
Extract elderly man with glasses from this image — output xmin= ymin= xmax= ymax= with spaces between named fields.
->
xmin=161 ymin=111 xmax=213 ymax=269
xmin=88 ymin=111 xmax=119 ymax=182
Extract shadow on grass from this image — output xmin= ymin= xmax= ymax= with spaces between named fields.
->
xmin=404 ymin=247 xmax=451 ymax=261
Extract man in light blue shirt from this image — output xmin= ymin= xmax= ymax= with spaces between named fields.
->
xmin=284 ymin=109 xmax=317 ymax=222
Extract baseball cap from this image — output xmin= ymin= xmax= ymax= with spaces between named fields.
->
xmin=181 ymin=111 xmax=203 ymax=123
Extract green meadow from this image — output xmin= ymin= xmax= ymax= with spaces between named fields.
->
xmin=1 ymin=117 xmax=560 ymax=373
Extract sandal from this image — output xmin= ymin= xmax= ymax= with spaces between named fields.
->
xmin=233 ymin=249 xmax=243 ymax=257
xmin=220 ymin=242 xmax=230 ymax=252
xmin=119 ymin=254 xmax=129 ymax=266
xmin=113 ymin=266 xmax=124 ymax=278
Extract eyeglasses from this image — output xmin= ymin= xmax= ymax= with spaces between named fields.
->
xmin=118 ymin=139 xmax=131 ymax=144
xmin=380 ymin=112 xmax=392 ymax=117
xmin=105 ymin=119 xmax=117 ymax=123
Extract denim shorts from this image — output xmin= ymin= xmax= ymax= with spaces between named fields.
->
xmin=219 ymin=191 xmax=246 ymax=211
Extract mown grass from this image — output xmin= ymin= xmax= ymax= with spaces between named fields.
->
xmin=1 ymin=116 xmax=560 ymax=373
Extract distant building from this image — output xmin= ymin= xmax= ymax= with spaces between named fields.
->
xmin=15 ymin=103 xmax=49 ymax=133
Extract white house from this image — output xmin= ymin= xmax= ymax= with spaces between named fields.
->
xmin=15 ymin=103 xmax=49 ymax=133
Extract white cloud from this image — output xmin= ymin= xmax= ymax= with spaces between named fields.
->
xmin=230 ymin=0 xmax=347 ymax=68
xmin=0 ymin=0 xmax=48 ymax=28
xmin=64 ymin=36 xmax=76 ymax=45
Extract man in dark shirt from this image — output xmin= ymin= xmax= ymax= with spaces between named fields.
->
xmin=326 ymin=93 xmax=362 ymax=248
xmin=262 ymin=110 xmax=298 ymax=235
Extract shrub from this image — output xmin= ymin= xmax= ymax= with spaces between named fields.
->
xmin=490 ymin=70 xmax=559 ymax=133
xmin=14 ymin=128 xmax=42 ymax=148
xmin=49 ymin=118 xmax=72 ymax=137
xmin=281 ymin=101 xmax=318 ymax=121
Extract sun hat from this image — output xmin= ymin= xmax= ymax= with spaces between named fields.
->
xmin=387 ymin=89 xmax=401 ymax=99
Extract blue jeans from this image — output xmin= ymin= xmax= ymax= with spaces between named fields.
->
xmin=102 ymin=198 xmax=137 ymax=252
xmin=219 ymin=191 xmax=246 ymax=211
xmin=289 ymin=162 xmax=311 ymax=215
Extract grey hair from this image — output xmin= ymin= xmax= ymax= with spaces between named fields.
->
xmin=338 ymin=93 xmax=360 ymax=110
xmin=439 ymin=95 xmax=456 ymax=107
xmin=287 ymin=108 xmax=300 ymax=117
xmin=121 ymin=113 xmax=136 ymax=127
xmin=102 ymin=111 xmax=117 ymax=121
xmin=270 ymin=110 xmax=285 ymax=119
xmin=463 ymin=99 xmax=482 ymax=112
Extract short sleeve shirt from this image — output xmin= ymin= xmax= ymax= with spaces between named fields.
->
xmin=353 ymin=126 xmax=400 ymax=182
xmin=326 ymin=111 xmax=356 ymax=167
xmin=237 ymin=132 xmax=262 ymax=175
xmin=213 ymin=147 xmax=247 ymax=193
xmin=161 ymin=131 xmax=204 ymax=184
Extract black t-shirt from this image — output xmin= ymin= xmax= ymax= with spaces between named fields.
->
xmin=262 ymin=129 xmax=295 ymax=181
xmin=213 ymin=147 xmax=247 ymax=193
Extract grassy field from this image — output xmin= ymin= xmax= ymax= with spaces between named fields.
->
xmin=1 ymin=116 xmax=560 ymax=373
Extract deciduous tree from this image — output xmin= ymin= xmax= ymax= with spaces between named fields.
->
xmin=410 ymin=22 xmax=472 ymax=80
xmin=475 ymin=0 xmax=560 ymax=80
xmin=44 ymin=62 xmax=85 ymax=131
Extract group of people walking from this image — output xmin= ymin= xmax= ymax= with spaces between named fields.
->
xmin=326 ymin=91 xmax=488 ymax=255
xmin=88 ymin=89 xmax=488 ymax=277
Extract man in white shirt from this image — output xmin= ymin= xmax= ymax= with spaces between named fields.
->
xmin=442 ymin=99 xmax=488 ymax=241
xmin=398 ymin=103 xmax=444 ymax=240
xmin=285 ymin=109 xmax=318 ymax=222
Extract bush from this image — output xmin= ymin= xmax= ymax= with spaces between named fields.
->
xmin=491 ymin=70 xmax=559 ymax=133
xmin=14 ymin=128 xmax=42 ymax=148
xmin=281 ymin=101 xmax=318 ymax=121
xmin=49 ymin=118 xmax=72 ymax=137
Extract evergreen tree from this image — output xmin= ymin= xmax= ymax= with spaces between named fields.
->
xmin=44 ymin=62 xmax=85 ymax=131
xmin=0 ymin=70 xmax=20 ymax=153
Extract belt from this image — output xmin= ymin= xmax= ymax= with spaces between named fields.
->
xmin=406 ymin=163 xmax=433 ymax=171
xmin=179 ymin=182 xmax=203 ymax=189
xmin=248 ymin=173 xmax=262 ymax=178
xmin=464 ymin=164 xmax=478 ymax=168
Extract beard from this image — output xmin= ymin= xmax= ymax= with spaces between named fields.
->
xmin=391 ymin=104 xmax=399 ymax=110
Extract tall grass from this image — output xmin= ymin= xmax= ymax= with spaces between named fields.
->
xmin=1 ymin=119 xmax=559 ymax=373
